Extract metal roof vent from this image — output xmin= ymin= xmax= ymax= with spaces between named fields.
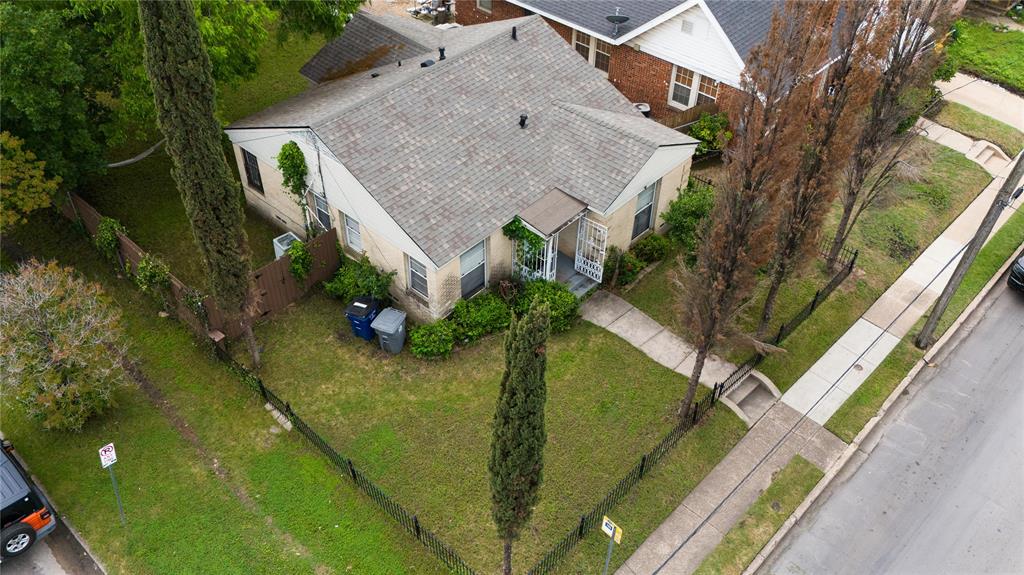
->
xmin=519 ymin=114 xmax=528 ymax=129
xmin=420 ymin=59 xmax=435 ymax=68
xmin=606 ymin=7 xmax=629 ymax=37
xmin=512 ymin=26 xmax=517 ymax=40
xmin=439 ymin=47 xmax=446 ymax=60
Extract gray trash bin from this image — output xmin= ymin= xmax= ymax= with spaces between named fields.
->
xmin=371 ymin=307 xmax=407 ymax=354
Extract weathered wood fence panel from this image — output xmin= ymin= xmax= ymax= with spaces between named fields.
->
xmin=62 ymin=193 xmax=340 ymax=343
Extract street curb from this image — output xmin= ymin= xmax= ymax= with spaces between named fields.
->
xmin=742 ymin=246 xmax=1021 ymax=575
xmin=27 ymin=475 xmax=110 ymax=575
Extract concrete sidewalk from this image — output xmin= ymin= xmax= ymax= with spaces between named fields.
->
xmin=782 ymin=137 xmax=1022 ymax=425
xmin=936 ymin=73 xmax=1024 ymax=131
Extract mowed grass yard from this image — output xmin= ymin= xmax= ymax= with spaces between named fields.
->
xmin=3 ymin=214 xmax=446 ymax=575
xmin=625 ymin=137 xmax=991 ymax=392
xmin=237 ymin=294 xmax=746 ymax=572
xmin=927 ymin=100 xmax=1024 ymax=157
xmin=948 ymin=19 xmax=1024 ymax=95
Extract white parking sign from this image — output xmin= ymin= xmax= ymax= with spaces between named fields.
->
xmin=99 ymin=443 xmax=117 ymax=468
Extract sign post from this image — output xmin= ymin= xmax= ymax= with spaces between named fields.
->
xmin=600 ymin=516 xmax=622 ymax=575
xmin=99 ymin=443 xmax=125 ymax=526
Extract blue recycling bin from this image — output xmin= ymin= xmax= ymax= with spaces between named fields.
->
xmin=345 ymin=297 xmax=380 ymax=341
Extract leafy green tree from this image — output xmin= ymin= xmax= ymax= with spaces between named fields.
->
xmin=276 ymin=140 xmax=312 ymax=236
xmin=138 ymin=0 xmax=260 ymax=366
xmin=0 ymin=133 xmax=62 ymax=230
xmin=0 ymin=3 xmax=111 ymax=188
xmin=0 ymin=260 xmax=131 ymax=432
xmin=489 ymin=300 xmax=550 ymax=575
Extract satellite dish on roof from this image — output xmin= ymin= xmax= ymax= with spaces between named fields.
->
xmin=606 ymin=7 xmax=629 ymax=36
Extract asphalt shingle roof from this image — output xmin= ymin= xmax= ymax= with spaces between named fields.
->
xmin=231 ymin=15 xmax=695 ymax=266
xmin=514 ymin=0 xmax=684 ymax=40
xmin=300 ymin=12 xmax=431 ymax=84
xmin=702 ymin=0 xmax=781 ymax=59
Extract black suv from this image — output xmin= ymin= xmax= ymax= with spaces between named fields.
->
xmin=1008 ymin=255 xmax=1024 ymax=293
xmin=1 ymin=440 xmax=57 ymax=559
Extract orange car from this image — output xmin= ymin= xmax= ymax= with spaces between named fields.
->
xmin=1 ymin=440 xmax=57 ymax=559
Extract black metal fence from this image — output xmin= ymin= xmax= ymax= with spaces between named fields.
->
xmin=528 ymin=239 xmax=859 ymax=575
xmin=222 ymin=357 xmax=478 ymax=575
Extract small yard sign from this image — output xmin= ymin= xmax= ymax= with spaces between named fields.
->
xmin=98 ymin=443 xmax=117 ymax=468
xmin=601 ymin=515 xmax=622 ymax=543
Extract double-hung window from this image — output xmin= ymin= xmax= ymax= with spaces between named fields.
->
xmin=343 ymin=214 xmax=362 ymax=252
xmin=696 ymin=75 xmax=720 ymax=106
xmin=242 ymin=149 xmax=263 ymax=193
xmin=312 ymin=193 xmax=331 ymax=230
xmin=671 ymin=67 xmax=694 ymax=107
xmin=408 ymin=257 xmax=428 ymax=298
xmin=460 ymin=240 xmax=486 ymax=298
xmin=573 ymin=30 xmax=612 ymax=76
xmin=476 ymin=0 xmax=492 ymax=12
xmin=632 ymin=182 xmax=657 ymax=240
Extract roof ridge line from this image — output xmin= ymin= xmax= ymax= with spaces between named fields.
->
xmin=314 ymin=15 xmax=543 ymax=134
xmin=554 ymin=101 xmax=660 ymax=147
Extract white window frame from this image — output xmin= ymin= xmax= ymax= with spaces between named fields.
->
xmin=311 ymin=192 xmax=331 ymax=231
xmin=343 ymin=213 xmax=363 ymax=252
xmin=631 ymin=181 xmax=658 ymax=240
xmin=696 ymin=74 xmax=720 ymax=106
xmin=668 ymin=66 xmax=719 ymax=111
xmin=572 ymin=30 xmax=610 ymax=77
xmin=408 ymin=256 xmax=429 ymax=298
xmin=476 ymin=0 xmax=492 ymax=13
xmin=242 ymin=148 xmax=263 ymax=193
xmin=460 ymin=239 xmax=487 ymax=298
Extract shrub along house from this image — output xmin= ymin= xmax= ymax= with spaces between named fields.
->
xmin=226 ymin=13 xmax=697 ymax=321
xmin=455 ymin=0 xmax=780 ymax=123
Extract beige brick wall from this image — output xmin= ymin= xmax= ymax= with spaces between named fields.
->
xmin=233 ymin=145 xmax=306 ymax=236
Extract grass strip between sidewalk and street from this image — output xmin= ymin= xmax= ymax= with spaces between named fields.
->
xmin=948 ymin=19 xmax=1024 ymax=96
xmin=692 ymin=455 xmax=823 ymax=575
xmin=825 ymin=209 xmax=1024 ymax=443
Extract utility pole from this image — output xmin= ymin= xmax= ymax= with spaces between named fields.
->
xmin=915 ymin=156 xmax=1024 ymax=349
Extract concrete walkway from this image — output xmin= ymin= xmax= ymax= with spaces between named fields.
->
xmin=617 ymin=403 xmax=846 ymax=575
xmin=782 ymin=131 xmax=1023 ymax=425
xmin=936 ymin=72 xmax=1024 ymax=131
xmin=915 ymin=119 xmax=1011 ymax=175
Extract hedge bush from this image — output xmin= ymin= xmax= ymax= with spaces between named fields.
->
xmin=603 ymin=246 xmax=645 ymax=287
xmin=450 ymin=293 xmax=512 ymax=343
xmin=409 ymin=320 xmax=455 ymax=358
xmin=324 ymin=256 xmax=395 ymax=304
xmin=663 ymin=177 xmax=714 ymax=255
xmin=514 ymin=280 xmax=578 ymax=333
xmin=689 ymin=112 xmax=732 ymax=156
xmin=286 ymin=239 xmax=312 ymax=282
xmin=94 ymin=217 xmax=126 ymax=265
xmin=631 ymin=234 xmax=670 ymax=264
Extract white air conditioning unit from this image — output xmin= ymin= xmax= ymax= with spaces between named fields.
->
xmin=273 ymin=232 xmax=302 ymax=259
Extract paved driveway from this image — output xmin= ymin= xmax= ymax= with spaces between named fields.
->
xmin=762 ymin=281 xmax=1024 ymax=574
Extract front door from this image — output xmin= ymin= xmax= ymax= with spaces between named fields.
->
xmin=575 ymin=216 xmax=607 ymax=283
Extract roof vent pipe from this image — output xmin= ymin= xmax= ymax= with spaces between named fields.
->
xmin=439 ymin=47 xmax=446 ymax=60
xmin=519 ymin=114 xmax=528 ymax=129
xmin=421 ymin=59 xmax=435 ymax=68
xmin=512 ymin=26 xmax=517 ymax=40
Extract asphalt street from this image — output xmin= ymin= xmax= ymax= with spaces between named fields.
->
xmin=762 ymin=279 xmax=1024 ymax=575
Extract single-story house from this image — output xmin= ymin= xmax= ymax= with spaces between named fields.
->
xmin=227 ymin=13 xmax=697 ymax=321
xmin=455 ymin=0 xmax=781 ymax=122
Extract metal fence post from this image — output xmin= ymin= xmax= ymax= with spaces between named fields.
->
xmin=577 ymin=515 xmax=587 ymax=538
xmin=812 ymin=289 xmax=822 ymax=311
xmin=347 ymin=458 xmax=357 ymax=481
xmin=414 ymin=515 xmax=422 ymax=540
xmin=849 ymin=249 xmax=859 ymax=272
xmin=639 ymin=454 xmax=648 ymax=478
xmin=258 ymin=378 xmax=268 ymax=402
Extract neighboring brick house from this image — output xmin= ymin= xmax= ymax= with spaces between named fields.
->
xmin=455 ymin=0 xmax=779 ymax=122
xmin=228 ymin=13 xmax=697 ymax=322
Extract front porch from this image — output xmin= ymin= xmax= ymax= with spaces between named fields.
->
xmin=513 ymin=188 xmax=606 ymax=297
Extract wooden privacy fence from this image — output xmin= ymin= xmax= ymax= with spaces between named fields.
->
xmin=62 ymin=192 xmax=340 ymax=343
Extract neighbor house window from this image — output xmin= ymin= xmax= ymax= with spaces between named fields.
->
xmin=671 ymin=67 xmax=694 ymax=107
xmin=696 ymin=75 xmax=720 ymax=106
xmin=312 ymin=193 xmax=331 ymax=230
xmin=460 ymin=240 xmax=486 ymax=298
xmin=242 ymin=149 xmax=263 ymax=193
xmin=632 ymin=182 xmax=657 ymax=240
xmin=574 ymin=30 xmax=592 ymax=60
xmin=343 ymin=213 xmax=362 ymax=252
xmin=408 ymin=256 xmax=428 ymax=298
xmin=573 ymin=31 xmax=612 ymax=75
xmin=476 ymin=0 xmax=492 ymax=13
xmin=594 ymin=39 xmax=612 ymax=73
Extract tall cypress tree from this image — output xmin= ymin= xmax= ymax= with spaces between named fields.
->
xmin=489 ymin=300 xmax=550 ymax=575
xmin=137 ymin=0 xmax=260 ymax=364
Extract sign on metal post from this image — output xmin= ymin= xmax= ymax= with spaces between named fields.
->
xmin=99 ymin=443 xmax=126 ymax=525
xmin=600 ymin=515 xmax=622 ymax=575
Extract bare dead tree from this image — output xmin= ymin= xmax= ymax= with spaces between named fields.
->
xmin=826 ymin=0 xmax=958 ymax=269
xmin=756 ymin=0 xmax=891 ymax=336
xmin=675 ymin=0 xmax=836 ymax=419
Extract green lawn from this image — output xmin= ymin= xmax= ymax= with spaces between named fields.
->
xmin=236 ymin=292 xmax=746 ymax=572
xmin=78 ymin=30 xmax=325 ymax=289
xmin=624 ymin=137 xmax=991 ymax=392
xmin=693 ymin=455 xmax=823 ymax=575
xmin=826 ymin=209 xmax=1024 ymax=442
xmin=3 ymin=213 xmax=446 ymax=574
xmin=948 ymin=19 xmax=1024 ymax=95
xmin=929 ymin=100 xmax=1024 ymax=157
